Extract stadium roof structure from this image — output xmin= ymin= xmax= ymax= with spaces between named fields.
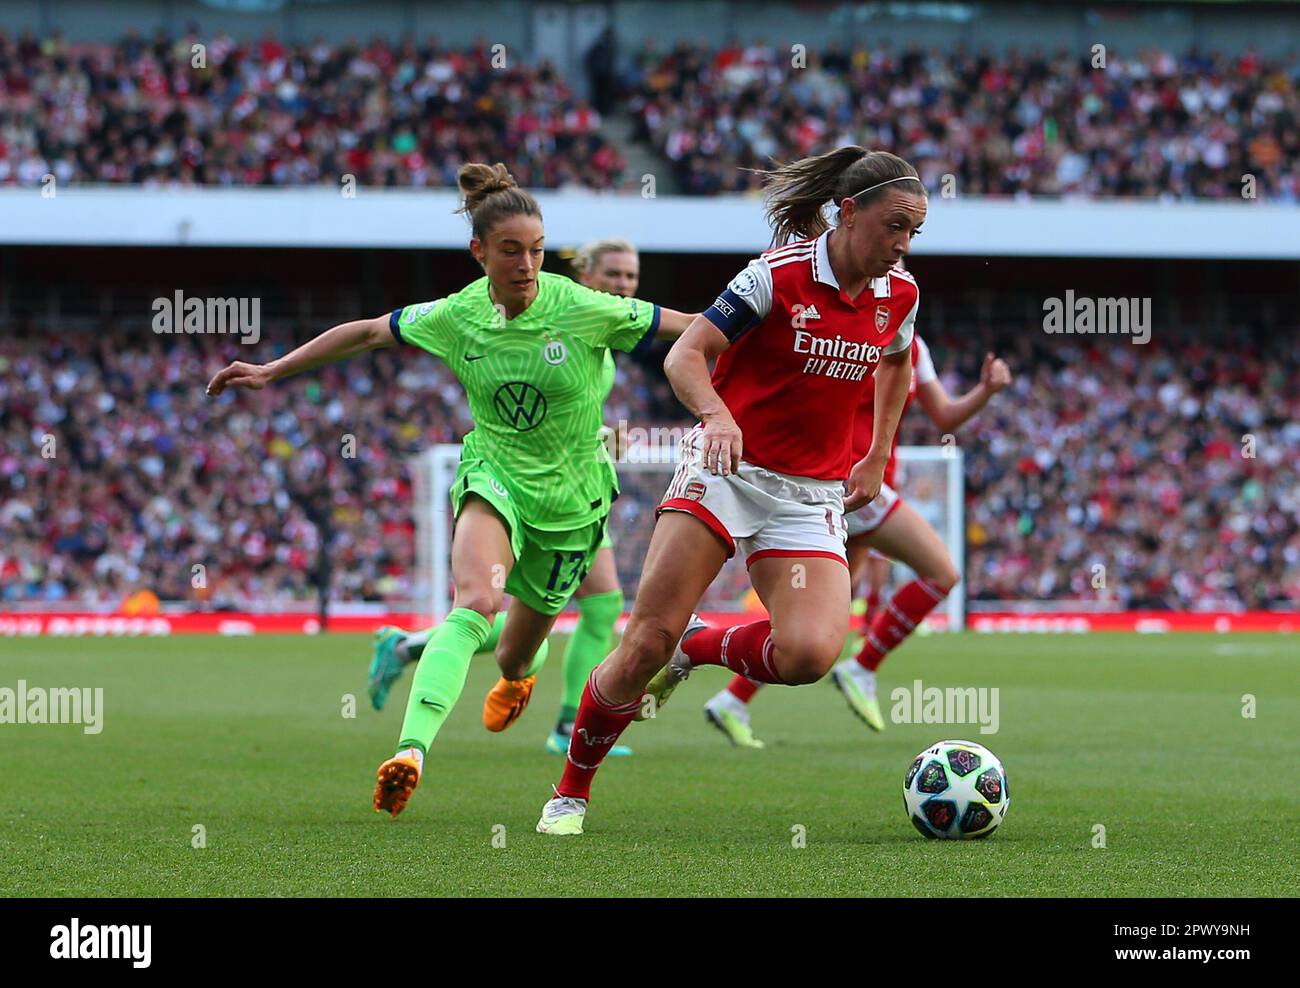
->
xmin=2 ymin=187 xmax=1298 ymax=259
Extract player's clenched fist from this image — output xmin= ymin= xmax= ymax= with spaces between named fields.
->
xmin=700 ymin=410 xmax=743 ymax=476
xmin=843 ymin=453 xmax=887 ymax=513
xmin=980 ymin=352 xmax=1012 ymax=393
xmin=206 ymin=361 xmax=275 ymax=396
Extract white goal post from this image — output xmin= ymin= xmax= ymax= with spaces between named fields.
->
xmin=412 ymin=444 xmax=965 ymax=630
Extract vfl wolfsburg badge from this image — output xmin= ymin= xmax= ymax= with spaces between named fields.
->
xmin=542 ymin=339 xmax=568 ymax=366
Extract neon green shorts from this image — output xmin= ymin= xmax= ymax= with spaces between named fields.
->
xmin=450 ymin=458 xmax=606 ymax=616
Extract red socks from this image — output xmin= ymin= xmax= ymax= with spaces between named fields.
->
xmin=862 ymin=589 xmax=881 ymax=625
xmin=556 ymin=673 xmax=640 ymax=801
xmin=726 ymin=675 xmax=761 ymax=703
xmin=855 ymin=577 xmax=949 ymax=672
xmin=683 ymin=620 xmax=788 ymax=684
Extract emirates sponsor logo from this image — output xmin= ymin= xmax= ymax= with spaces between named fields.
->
xmin=792 ymin=330 xmax=882 ymax=382
xmin=792 ymin=330 xmax=882 ymax=364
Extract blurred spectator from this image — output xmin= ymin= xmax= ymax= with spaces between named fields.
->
xmin=585 ymin=27 xmax=618 ymax=117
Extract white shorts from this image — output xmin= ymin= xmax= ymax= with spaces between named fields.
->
xmin=845 ymin=482 xmax=902 ymax=538
xmin=658 ymin=425 xmax=848 ymax=567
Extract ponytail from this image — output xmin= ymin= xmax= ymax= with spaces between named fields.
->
xmin=756 ymin=147 xmax=923 ymax=247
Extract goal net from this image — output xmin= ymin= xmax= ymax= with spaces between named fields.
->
xmin=411 ymin=443 xmax=965 ymax=630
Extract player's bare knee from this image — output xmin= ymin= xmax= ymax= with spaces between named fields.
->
xmin=618 ymin=619 xmax=677 ymax=674
xmin=493 ymin=642 xmax=530 ymax=679
xmin=778 ymin=657 xmax=826 ymax=686
xmin=927 ymin=563 xmax=960 ymax=594
xmin=452 ymin=588 xmax=501 ymax=623
xmin=772 ymin=636 xmax=841 ymax=685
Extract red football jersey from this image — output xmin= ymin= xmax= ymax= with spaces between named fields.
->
xmin=702 ymin=231 xmax=920 ymax=481
xmin=853 ymin=333 xmax=938 ymax=486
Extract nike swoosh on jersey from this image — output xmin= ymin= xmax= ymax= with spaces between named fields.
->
xmin=465 ymin=354 xmax=486 ymax=361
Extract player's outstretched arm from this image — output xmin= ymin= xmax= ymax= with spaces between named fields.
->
xmin=653 ymin=307 xmax=701 ymax=340
xmin=917 ymin=351 xmax=1012 ymax=433
xmin=205 ymin=315 xmax=395 ymax=396
xmin=845 ymin=348 xmax=912 ymax=512
xmin=664 ymin=315 xmax=742 ymax=476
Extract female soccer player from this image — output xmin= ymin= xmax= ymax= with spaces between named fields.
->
xmin=206 ymin=164 xmax=695 ymax=817
xmin=367 ymin=237 xmax=645 ymax=758
xmin=703 ymin=336 xmax=1013 ymax=747
xmin=536 ymin=146 xmax=927 ymax=835
xmin=549 ymin=238 xmax=641 ymax=754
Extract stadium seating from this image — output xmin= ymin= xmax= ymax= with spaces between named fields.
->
xmin=2 ymin=327 xmax=1295 ymax=610
xmin=4 ymin=31 xmax=1297 ymax=200
xmin=0 ymin=31 xmax=628 ymax=190
xmin=626 ymin=41 xmax=1300 ymax=200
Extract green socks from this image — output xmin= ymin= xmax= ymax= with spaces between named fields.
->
xmin=394 ymin=593 xmax=609 ymax=751
xmin=403 ymin=612 xmax=506 ymax=663
xmin=558 ymin=589 xmax=624 ymax=727
xmin=523 ymin=637 xmax=550 ymax=678
xmin=406 ymin=610 xmax=548 ymax=679
xmin=480 ymin=612 xmax=507 ymax=654
xmin=397 ymin=608 xmax=492 ymax=754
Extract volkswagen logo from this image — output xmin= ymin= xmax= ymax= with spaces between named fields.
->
xmin=493 ymin=381 xmax=548 ymax=431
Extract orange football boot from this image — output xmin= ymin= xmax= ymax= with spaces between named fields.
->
xmin=373 ymin=748 xmax=422 ymax=818
xmin=482 ymin=675 xmax=537 ymax=732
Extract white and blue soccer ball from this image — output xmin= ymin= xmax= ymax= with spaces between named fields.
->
xmin=903 ymin=739 xmax=1010 ymax=839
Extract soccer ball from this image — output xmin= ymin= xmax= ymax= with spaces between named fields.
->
xmin=903 ymin=739 xmax=1010 ymax=839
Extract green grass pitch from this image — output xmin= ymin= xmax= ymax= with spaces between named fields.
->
xmin=1 ymin=631 xmax=1295 ymax=897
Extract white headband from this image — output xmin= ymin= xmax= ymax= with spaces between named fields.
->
xmin=848 ymin=175 xmax=925 ymax=200
xmin=824 ymin=175 xmax=923 ymax=227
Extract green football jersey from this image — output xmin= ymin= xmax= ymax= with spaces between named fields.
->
xmin=599 ymin=348 xmax=617 ymax=405
xmin=391 ymin=272 xmax=660 ymax=531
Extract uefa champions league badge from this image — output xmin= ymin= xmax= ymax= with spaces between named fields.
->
xmin=730 ymin=269 xmax=759 ymax=297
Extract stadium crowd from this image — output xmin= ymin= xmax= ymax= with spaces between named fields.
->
xmin=627 ymin=41 xmax=1300 ymax=199
xmin=917 ymin=331 xmax=1299 ymax=610
xmin=3 ymin=29 xmax=1299 ymax=200
xmin=0 ymin=30 xmax=626 ymax=190
xmin=0 ymin=327 xmax=672 ymax=609
xmin=2 ymin=324 xmax=1296 ymax=612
